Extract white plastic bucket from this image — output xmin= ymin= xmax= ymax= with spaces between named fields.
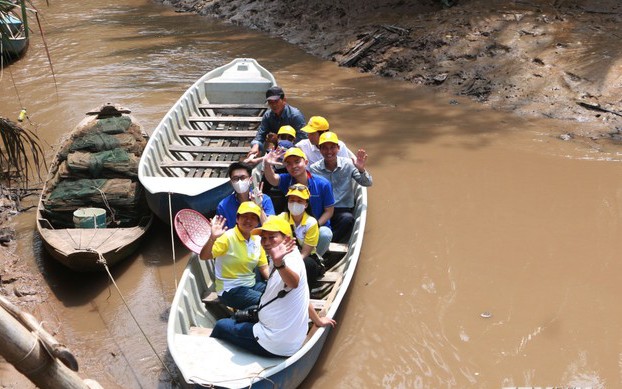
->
xmin=73 ymin=208 xmax=106 ymax=229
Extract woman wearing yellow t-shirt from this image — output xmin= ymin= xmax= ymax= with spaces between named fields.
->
xmin=278 ymin=184 xmax=325 ymax=290
xmin=200 ymin=201 xmax=269 ymax=310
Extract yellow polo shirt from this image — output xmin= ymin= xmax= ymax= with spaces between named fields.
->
xmin=212 ymin=226 xmax=268 ymax=294
xmin=279 ymin=212 xmax=319 ymax=255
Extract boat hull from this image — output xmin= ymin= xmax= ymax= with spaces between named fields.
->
xmin=1 ymin=10 xmax=28 ymax=58
xmin=37 ymin=105 xmax=153 ymax=272
xmin=139 ymin=58 xmax=276 ymax=223
xmin=144 ymin=180 xmax=231 ymax=223
xmin=167 ymin=184 xmax=367 ymax=388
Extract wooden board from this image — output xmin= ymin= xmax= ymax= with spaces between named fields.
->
xmin=177 ymin=130 xmax=256 ymax=138
xmin=188 ymin=116 xmax=262 ymax=123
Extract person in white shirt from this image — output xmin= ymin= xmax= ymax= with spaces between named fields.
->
xmin=210 ymin=216 xmax=335 ymax=357
xmin=295 ymin=116 xmax=354 ymax=164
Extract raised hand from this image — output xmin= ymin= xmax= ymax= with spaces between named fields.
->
xmin=353 ymin=148 xmax=368 ymax=172
xmin=209 ymin=215 xmax=228 ymax=239
xmin=264 ymin=148 xmax=285 ymax=166
xmin=269 ymin=236 xmax=296 ymax=264
xmin=250 ymin=181 xmax=264 ymax=206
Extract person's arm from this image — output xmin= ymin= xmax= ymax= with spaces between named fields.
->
xmin=301 ymin=220 xmax=319 ymax=257
xmin=300 ymin=243 xmax=314 ymax=258
xmin=317 ymin=206 xmax=334 ymax=226
xmin=269 ymin=236 xmax=299 ymax=288
xmin=308 ymin=305 xmax=336 ymax=328
xmin=199 ymin=215 xmax=227 ymax=260
xmin=249 ymin=114 xmax=270 ymax=156
xmin=258 ymin=264 xmax=270 ymax=280
xmin=352 ymin=149 xmax=373 ymax=187
xmin=263 ymin=150 xmax=283 ymax=187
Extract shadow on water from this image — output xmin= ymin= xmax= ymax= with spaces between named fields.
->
xmin=32 ymin=230 xmax=139 ymax=306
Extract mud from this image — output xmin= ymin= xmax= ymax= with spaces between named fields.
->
xmin=162 ymin=0 xmax=622 ymax=139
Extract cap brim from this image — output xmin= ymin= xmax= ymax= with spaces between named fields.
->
xmin=266 ymin=96 xmax=281 ymax=101
xmin=301 ymin=125 xmax=316 ymax=133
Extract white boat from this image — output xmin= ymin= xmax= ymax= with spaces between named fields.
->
xmin=167 ymin=184 xmax=367 ymax=388
xmin=138 ymin=58 xmax=276 ymax=223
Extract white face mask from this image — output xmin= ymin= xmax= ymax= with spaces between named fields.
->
xmin=232 ymin=179 xmax=250 ymax=194
xmin=288 ymin=202 xmax=306 ymax=216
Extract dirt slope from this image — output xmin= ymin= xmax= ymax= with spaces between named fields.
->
xmin=163 ymin=0 xmax=622 ymax=139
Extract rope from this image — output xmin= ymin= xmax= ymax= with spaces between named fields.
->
xmin=169 ymin=192 xmax=178 ymax=289
xmin=94 ymin=251 xmax=175 ymax=379
xmin=92 ymin=185 xmax=117 ymax=224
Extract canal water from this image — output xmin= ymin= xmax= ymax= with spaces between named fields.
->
xmin=2 ymin=0 xmax=622 ymax=388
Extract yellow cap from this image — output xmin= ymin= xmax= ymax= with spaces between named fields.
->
xmin=251 ymin=215 xmax=292 ymax=236
xmin=277 ymin=125 xmax=296 ymax=138
xmin=301 ymin=116 xmax=329 ymax=133
xmin=237 ymin=201 xmax=261 ymax=218
xmin=286 ymin=184 xmax=310 ymax=200
xmin=283 ymin=147 xmax=307 ymax=161
xmin=318 ymin=131 xmax=340 ymax=146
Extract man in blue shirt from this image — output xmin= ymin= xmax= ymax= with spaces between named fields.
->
xmin=264 ymin=148 xmax=334 ymax=256
xmin=248 ymin=86 xmax=307 ymax=158
xmin=216 ymin=162 xmax=275 ymax=229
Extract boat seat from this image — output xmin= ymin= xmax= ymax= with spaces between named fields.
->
xmin=188 ymin=326 xmax=213 ymax=337
xmin=327 ymin=242 xmax=348 ymax=254
xmin=309 ymin=299 xmax=325 ymax=311
xmin=177 ymin=130 xmax=256 ymax=138
xmin=198 ymin=103 xmax=266 ymax=109
xmin=201 ymin=291 xmax=234 ymax=319
xmin=160 ymin=161 xmax=237 ymax=169
xmin=316 ymin=271 xmax=340 ymax=283
xmin=168 ymin=145 xmax=249 ymax=154
xmin=188 ymin=116 xmax=262 ymax=123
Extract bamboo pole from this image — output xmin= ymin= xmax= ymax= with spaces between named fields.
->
xmin=0 ymin=305 xmax=102 ymax=389
xmin=19 ymin=0 xmax=28 ymax=38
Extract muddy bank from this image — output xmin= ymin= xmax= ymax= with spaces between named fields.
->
xmin=163 ymin=0 xmax=622 ymax=139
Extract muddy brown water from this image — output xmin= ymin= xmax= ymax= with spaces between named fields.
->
xmin=2 ymin=1 xmax=622 ymax=388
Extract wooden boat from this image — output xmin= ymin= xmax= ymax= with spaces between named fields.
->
xmin=36 ymin=104 xmax=153 ymax=272
xmin=138 ymin=58 xmax=276 ymax=224
xmin=0 ymin=3 xmax=29 ymax=59
xmin=167 ymin=184 xmax=367 ymax=388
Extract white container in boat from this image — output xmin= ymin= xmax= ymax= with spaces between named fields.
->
xmin=73 ymin=208 xmax=106 ymax=228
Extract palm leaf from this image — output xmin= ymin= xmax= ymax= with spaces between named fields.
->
xmin=0 ymin=117 xmax=46 ymax=188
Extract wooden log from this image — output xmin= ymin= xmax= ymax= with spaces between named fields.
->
xmin=0 ymin=296 xmax=77 ymax=371
xmin=0 ymin=302 xmax=102 ymax=389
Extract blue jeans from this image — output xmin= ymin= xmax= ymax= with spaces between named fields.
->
xmin=211 ymin=318 xmax=280 ymax=358
xmin=219 ymin=281 xmax=266 ymax=310
xmin=317 ymin=226 xmax=333 ymax=256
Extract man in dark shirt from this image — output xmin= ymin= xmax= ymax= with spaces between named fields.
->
xmin=248 ymin=86 xmax=306 ymax=158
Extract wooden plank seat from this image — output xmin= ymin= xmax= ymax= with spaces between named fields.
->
xmin=202 ymin=291 xmax=234 ymax=319
xmin=309 ymin=299 xmax=325 ymax=311
xmin=188 ymin=116 xmax=262 ymax=123
xmin=177 ymin=130 xmax=256 ymax=138
xmin=160 ymin=161 xmax=237 ymax=169
xmin=168 ymin=145 xmax=249 ymax=154
xmin=198 ymin=104 xmax=267 ymax=109
xmin=327 ymin=243 xmax=348 ymax=254
xmin=316 ymin=271 xmax=341 ymax=283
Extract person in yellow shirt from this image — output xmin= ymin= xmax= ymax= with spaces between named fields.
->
xmin=278 ymin=184 xmax=325 ymax=290
xmin=200 ymin=201 xmax=269 ymax=310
